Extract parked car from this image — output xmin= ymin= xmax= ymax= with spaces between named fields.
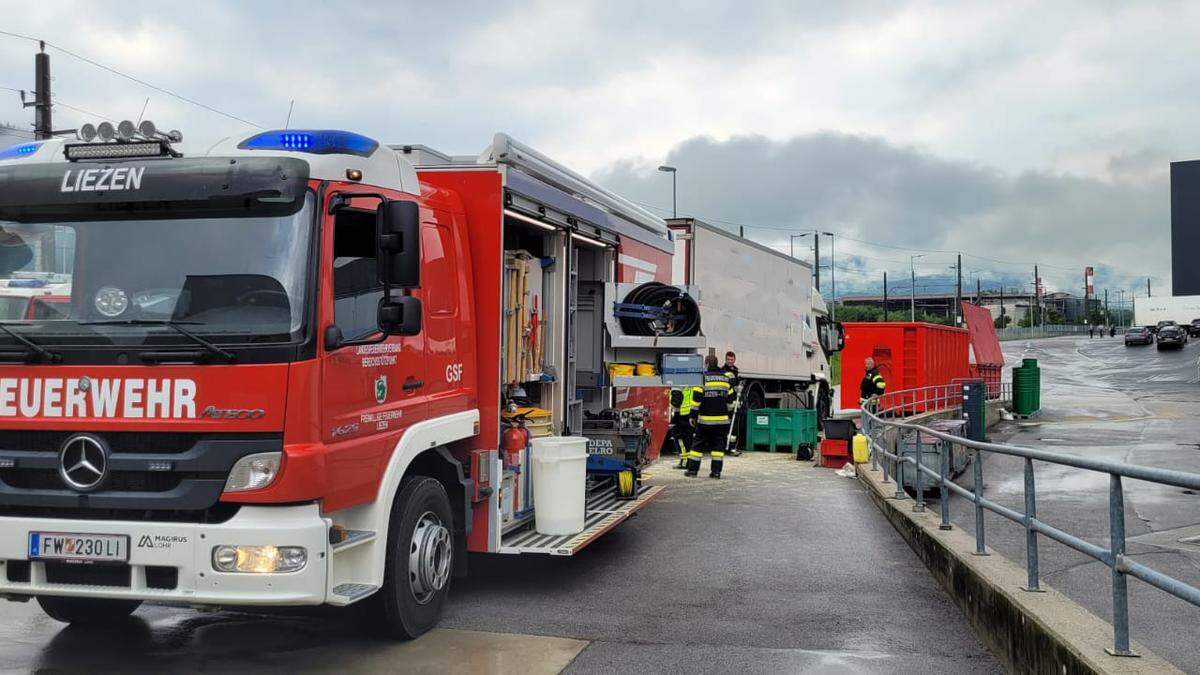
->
xmin=1124 ymin=326 xmax=1154 ymax=346
xmin=1188 ymin=318 xmax=1200 ymax=337
xmin=1156 ymin=325 xmax=1188 ymax=350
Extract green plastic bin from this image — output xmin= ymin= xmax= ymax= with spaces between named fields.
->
xmin=746 ymin=408 xmax=818 ymax=454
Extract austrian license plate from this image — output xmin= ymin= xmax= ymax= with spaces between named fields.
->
xmin=28 ymin=532 xmax=129 ymax=563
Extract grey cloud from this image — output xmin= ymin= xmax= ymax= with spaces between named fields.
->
xmin=592 ymin=132 xmax=1167 ymax=295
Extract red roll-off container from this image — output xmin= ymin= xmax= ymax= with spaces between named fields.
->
xmin=839 ymin=322 xmax=970 ymax=411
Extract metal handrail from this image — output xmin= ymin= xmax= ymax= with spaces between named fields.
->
xmin=860 ymin=382 xmax=1200 ymax=657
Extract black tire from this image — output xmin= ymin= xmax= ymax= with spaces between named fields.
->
xmin=364 ymin=475 xmax=454 ymax=640
xmin=37 ymin=596 xmax=141 ymax=625
xmin=796 ymin=445 xmax=814 ymax=461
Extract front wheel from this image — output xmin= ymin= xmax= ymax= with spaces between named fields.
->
xmin=37 ymin=596 xmax=141 ymax=626
xmin=365 ymin=476 xmax=455 ymax=640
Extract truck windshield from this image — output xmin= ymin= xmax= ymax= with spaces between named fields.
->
xmin=0 ymin=194 xmax=314 ymax=346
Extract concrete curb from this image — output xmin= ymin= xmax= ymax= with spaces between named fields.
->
xmin=857 ymin=465 xmax=1182 ymax=674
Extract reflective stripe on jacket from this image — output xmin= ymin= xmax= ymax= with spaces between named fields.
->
xmin=696 ymin=370 xmax=732 ymax=425
xmin=859 ymin=367 xmax=886 ymax=399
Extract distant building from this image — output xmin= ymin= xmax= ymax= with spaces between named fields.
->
xmin=1172 ymin=160 xmax=1200 ymax=296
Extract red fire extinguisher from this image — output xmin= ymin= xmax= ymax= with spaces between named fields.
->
xmin=503 ymin=412 xmax=531 ymax=466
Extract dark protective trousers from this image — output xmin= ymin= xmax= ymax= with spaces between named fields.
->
xmin=686 ymin=423 xmax=726 ymax=476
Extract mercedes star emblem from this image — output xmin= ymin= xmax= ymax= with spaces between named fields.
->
xmin=76 ymin=376 xmax=92 ymax=393
xmin=59 ymin=434 xmax=109 ymax=492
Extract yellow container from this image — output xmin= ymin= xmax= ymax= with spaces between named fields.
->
xmin=852 ymin=434 xmax=870 ymax=464
xmin=608 ymin=363 xmax=635 ymax=378
xmin=635 ymin=362 xmax=656 ymax=376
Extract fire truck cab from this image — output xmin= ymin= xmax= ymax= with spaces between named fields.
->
xmin=0 ymin=126 xmax=697 ymax=637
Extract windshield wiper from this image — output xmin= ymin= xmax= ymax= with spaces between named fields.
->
xmin=78 ymin=319 xmax=236 ymax=363
xmin=0 ymin=323 xmax=61 ymax=363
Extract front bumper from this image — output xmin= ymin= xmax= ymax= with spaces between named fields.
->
xmin=0 ymin=504 xmax=329 ymax=606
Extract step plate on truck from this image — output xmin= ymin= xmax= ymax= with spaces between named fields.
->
xmin=500 ymin=484 xmax=664 ymax=556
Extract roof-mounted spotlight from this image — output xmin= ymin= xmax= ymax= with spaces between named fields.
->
xmin=96 ymin=122 xmax=116 ymax=142
xmin=77 ymin=123 xmax=97 ymax=142
xmin=116 ymin=120 xmax=137 ymax=141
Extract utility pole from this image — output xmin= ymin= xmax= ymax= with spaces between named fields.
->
xmin=813 ymin=234 xmax=821 ymax=291
xmin=24 ymin=42 xmax=52 ymax=140
xmin=656 ymin=166 xmax=677 ymax=218
xmin=954 ymin=253 xmax=962 ymax=326
xmin=1000 ymin=286 xmax=1005 ymax=327
xmin=883 ymin=271 xmax=888 ymax=322
xmin=1033 ymin=265 xmax=1040 ymax=329
xmin=910 ymin=254 xmax=925 ymax=321
xmin=1147 ymin=277 xmax=1151 ymax=297
xmin=976 ymin=277 xmax=981 ymax=305
xmin=1104 ymin=289 xmax=1109 ymax=328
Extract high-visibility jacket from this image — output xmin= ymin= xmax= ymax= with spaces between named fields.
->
xmin=860 ymin=367 xmax=886 ymax=400
xmin=669 ymin=386 xmax=702 ymax=415
xmin=696 ymin=370 xmax=732 ymax=426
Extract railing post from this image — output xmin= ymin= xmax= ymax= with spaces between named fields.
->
xmin=913 ymin=431 xmax=925 ymax=512
xmin=894 ymin=431 xmax=906 ymax=500
xmin=1022 ymin=458 xmax=1043 ymax=592
xmin=939 ymin=439 xmax=952 ymax=530
xmin=972 ymin=448 xmax=987 ymax=555
xmin=880 ymin=428 xmax=891 ymax=484
xmin=1106 ymin=474 xmax=1138 ymax=657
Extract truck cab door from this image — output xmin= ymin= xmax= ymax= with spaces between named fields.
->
xmin=319 ymin=192 xmax=428 ymax=510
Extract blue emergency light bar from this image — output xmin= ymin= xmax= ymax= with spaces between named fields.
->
xmin=238 ymin=130 xmax=379 ymax=157
xmin=7 ymin=279 xmax=48 ymax=288
xmin=0 ymin=142 xmax=42 ymax=160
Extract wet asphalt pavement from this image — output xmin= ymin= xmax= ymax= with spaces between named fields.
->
xmin=939 ymin=334 xmax=1200 ymax=671
xmin=0 ymin=453 xmax=998 ymax=674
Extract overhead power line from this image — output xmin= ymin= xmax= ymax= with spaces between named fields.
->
xmin=0 ymin=29 xmax=261 ymax=128
xmin=634 ymin=198 xmax=1145 ymax=279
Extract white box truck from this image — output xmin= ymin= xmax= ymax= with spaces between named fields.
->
xmin=667 ymin=218 xmax=843 ymax=422
xmin=1134 ymin=295 xmax=1200 ymax=329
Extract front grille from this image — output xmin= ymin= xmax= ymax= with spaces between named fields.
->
xmin=45 ymin=561 xmax=131 ymax=588
xmin=0 ymin=431 xmax=281 ymax=522
xmin=0 ymin=469 xmax=197 ymax=492
xmin=0 ymin=431 xmax=277 ymax=455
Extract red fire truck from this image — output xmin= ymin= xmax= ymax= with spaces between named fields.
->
xmin=0 ymin=126 xmax=703 ymax=637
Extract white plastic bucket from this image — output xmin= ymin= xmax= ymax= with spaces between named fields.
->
xmin=531 ymin=436 xmax=588 ymax=535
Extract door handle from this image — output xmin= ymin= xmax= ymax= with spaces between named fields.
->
xmin=403 ymin=379 xmax=425 ymax=392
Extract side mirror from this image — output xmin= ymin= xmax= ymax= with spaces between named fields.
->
xmin=379 ymin=296 xmax=422 ymax=336
xmin=835 ymin=322 xmax=845 ymax=352
xmin=378 ymin=200 xmax=420 ymax=289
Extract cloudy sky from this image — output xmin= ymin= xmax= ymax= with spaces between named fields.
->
xmin=1 ymin=0 xmax=1195 ymax=300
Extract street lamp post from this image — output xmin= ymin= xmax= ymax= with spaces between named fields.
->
xmin=910 ymin=254 xmax=926 ymax=321
xmin=657 ymin=165 xmax=677 ymax=218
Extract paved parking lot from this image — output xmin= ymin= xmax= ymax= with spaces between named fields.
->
xmin=0 ymin=453 xmax=997 ymax=673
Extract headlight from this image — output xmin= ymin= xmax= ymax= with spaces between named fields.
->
xmin=223 ymin=452 xmax=281 ymax=493
xmin=211 ymin=545 xmax=307 ymax=573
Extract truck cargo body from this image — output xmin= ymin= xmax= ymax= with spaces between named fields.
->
xmin=839 ymin=322 xmax=969 ymax=411
xmin=1133 ymin=295 xmax=1200 ymax=327
xmin=668 ymin=218 xmax=840 ymax=419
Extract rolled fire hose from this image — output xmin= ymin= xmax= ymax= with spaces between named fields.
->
xmin=617 ymin=282 xmax=701 ymax=337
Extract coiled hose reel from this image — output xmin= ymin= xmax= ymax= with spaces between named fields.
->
xmin=614 ymin=282 xmax=701 ymax=337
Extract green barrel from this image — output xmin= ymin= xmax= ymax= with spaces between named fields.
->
xmin=1012 ymin=359 xmax=1041 ymax=416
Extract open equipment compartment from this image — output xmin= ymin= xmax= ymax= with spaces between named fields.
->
xmin=405 ymin=134 xmax=704 ymax=555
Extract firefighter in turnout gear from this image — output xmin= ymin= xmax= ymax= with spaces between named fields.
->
xmin=687 ymin=355 xmax=732 ymax=478
xmin=668 ymin=385 xmax=702 ymax=469
xmin=722 ymin=351 xmax=742 ymax=456
xmin=859 ymin=357 xmax=886 ymax=407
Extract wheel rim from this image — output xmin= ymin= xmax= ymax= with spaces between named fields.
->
xmin=408 ymin=511 xmax=452 ymax=605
